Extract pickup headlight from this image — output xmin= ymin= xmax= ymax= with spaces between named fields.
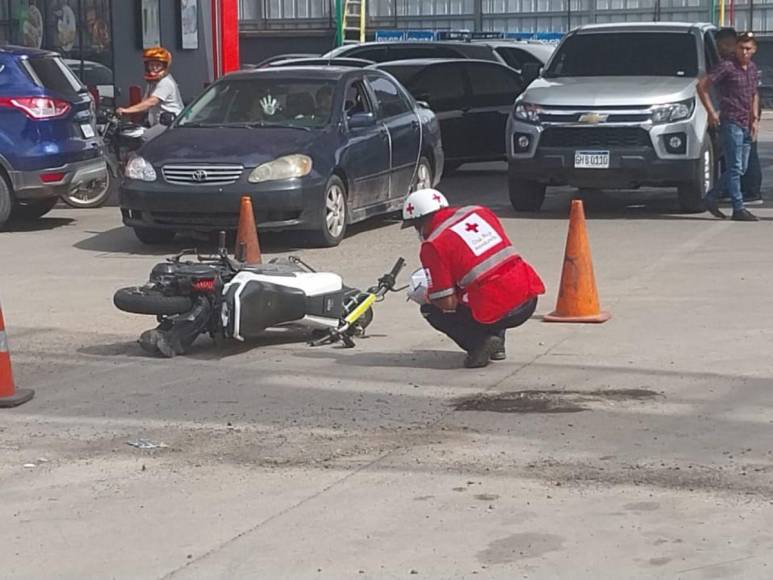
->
xmin=248 ymin=154 xmax=313 ymax=183
xmin=513 ymin=101 xmax=542 ymax=124
xmin=125 ymin=156 xmax=157 ymax=182
xmin=651 ymin=99 xmax=695 ymax=124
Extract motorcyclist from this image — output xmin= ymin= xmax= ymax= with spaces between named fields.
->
xmin=403 ymin=189 xmax=545 ymax=368
xmin=116 ymin=47 xmax=184 ymax=138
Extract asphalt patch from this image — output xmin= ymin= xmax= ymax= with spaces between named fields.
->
xmin=453 ymin=388 xmax=661 ymax=414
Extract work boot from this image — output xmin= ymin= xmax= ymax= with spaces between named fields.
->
xmin=704 ymin=196 xmax=727 ymax=219
xmin=732 ymin=208 xmax=759 ymax=222
xmin=464 ymin=336 xmax=503 ymax=369
xmin=490 ymin=344 xmax=506 ymax=361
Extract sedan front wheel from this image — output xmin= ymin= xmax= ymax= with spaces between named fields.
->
xmin=308 ymin=175 xmax=347 ymax=247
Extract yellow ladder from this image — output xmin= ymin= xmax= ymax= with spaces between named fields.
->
xmin=343 ymin=0 xmax=366 ymax=44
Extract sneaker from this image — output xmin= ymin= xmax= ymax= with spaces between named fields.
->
xmin=490 ymin=348 xmax=506 ymax=361
xmin=731 ymin=208 xmax=759 ymax=222
xmin=464 ymin=336 xmax=504 ymax=369
xmin=704 ymin=196 xmax=727 ymax=219
xmin=743 ymin=194 xmax=764 ymax=206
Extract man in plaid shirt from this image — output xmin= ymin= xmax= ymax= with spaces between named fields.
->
xmin=698 ymin=31 xmax=760 ymax=221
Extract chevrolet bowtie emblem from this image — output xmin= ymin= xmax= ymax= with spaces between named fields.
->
xmin=578 ymin=113 xmax=608 ymax=124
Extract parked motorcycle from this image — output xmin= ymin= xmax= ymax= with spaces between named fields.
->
xmin=113 ymin=233 xmax=406 ymax=357
xmin=61 ymin=109 xmax=146 ymax=208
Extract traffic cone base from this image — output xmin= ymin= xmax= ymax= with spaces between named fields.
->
xmin=235 ymin=195 xmax=262 ymax=265
xmin=0 ymin=388 xmax=34 ymax=408
xmin=544 ymin=310 xmax=611 ymax=324
xmin=544 ymin=199 xmax=610 ymax=324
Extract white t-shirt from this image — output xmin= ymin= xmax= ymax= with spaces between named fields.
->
xmin=146 ymin=74 xmax=184 ymax=125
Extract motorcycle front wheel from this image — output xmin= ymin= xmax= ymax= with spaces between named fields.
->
xmin=61 ymin=168 xmax=113 ymax=208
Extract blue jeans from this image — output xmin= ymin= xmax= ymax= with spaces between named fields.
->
xmin=709 ymin=122 xmax=752 ymax=211
xmin=741 ymin=141 xmax=762 ymax=198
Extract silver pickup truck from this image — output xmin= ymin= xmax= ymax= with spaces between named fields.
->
xmin=506 ymin=22 xmax=719 ymax=212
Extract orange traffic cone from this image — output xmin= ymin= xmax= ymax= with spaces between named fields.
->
xmin=234 ymin=196 xmax=262 ymax=265
xmin=544 ymin=199 xmax=611 ymax=323
xmin=0 ymin=302 xmax=34 ymax=408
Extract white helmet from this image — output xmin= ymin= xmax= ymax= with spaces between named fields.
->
xmin=401 ymin=188 xmax=449 ymax=227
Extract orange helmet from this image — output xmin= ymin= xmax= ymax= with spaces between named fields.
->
xmin=143 ymin=47 xmax=172 ymax=81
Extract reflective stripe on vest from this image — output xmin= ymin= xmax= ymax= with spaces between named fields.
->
xmin=426 ymin=206 xmax=479 ymax=242
xmin=458 ymin=246 xmax=520 ymax=289
xmin=0 ymin=330 xmax=7 ymax=353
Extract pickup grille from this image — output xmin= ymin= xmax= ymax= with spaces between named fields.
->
xmin=162 ymin=165 xmax=244 ymax=186
xmin=540 ymin=127 xmax=651 ymax=149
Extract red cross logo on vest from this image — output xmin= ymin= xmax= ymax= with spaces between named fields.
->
xmin=465 ymin=222 xmax=479 ymax=233
xmin=406 ymin=203 xmax=415 ymax=216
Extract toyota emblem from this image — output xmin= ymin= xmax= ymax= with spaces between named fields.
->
xmin=192 ymin=169 xmax=208 ymax=182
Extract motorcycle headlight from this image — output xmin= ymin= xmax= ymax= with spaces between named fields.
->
xmin=651 ymin=99 xmax=695 ymax=124
xmin=248 ymin=154 xmax=313 ymax=184
xmin=513 ymin=101 xmax=542 ymax=124
xmin=125 ymin=156 xmax=157 ymax=182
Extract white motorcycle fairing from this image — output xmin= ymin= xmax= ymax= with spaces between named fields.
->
xmin=222 ymin=268 xmax=345 ymax=341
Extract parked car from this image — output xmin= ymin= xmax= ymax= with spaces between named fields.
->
xmin=0 ymin=46 xmax=106 ymax=229
xmin=472 ymin=40 xmax=555 ymax=75
xmin=63 ymin=58 xmax=115 ymax=108
xmin=120 ymin=66 xmax=443 ymax=247
xmin=324 ymin=41 xmax=504 ymax=65
xmin=265 ymin=57 xmax=374 ymax=69
xmin=507 ymin=22 xmax=718 ymax=212
xmin=375 ymin=59 xmax=523 ymax=170
xmin=246 ymin=53 xmax=318 ymax=69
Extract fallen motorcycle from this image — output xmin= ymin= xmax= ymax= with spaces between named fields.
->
xmin=113 ymin=235 xmax=405 ymax=357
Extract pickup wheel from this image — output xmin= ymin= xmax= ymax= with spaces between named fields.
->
xmin=678 ymin=139 xmax=713 ymax=213
xmin=508 ymin=170 xmax=546 ymax=212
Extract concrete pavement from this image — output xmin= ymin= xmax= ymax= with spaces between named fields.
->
xmin=2 ymin=133 xmax=773 ymax=578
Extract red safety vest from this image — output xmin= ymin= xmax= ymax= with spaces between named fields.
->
xmin=420 ymin=206 xmax=545 ymax=324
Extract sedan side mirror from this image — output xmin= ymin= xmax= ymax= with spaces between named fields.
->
xmin=416 ymin=100 xmax=431 ymax=110
xmin=159 ymin=111 xmax=176 ymax=127
xmin=522 ymin=63 xmax=542 ymax=84
xmin=348 ymin=112 xmax=376 ymax=129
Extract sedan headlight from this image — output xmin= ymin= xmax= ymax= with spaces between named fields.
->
xmin=248 ymin=154 xmax=313 ymax=184
xmin=125 ymin=156 xmax=157 ymax=182
xmin=651 ymin=99 xmax=695 ymax=124
xmin=513 ymin=101 xmax=542 ymax=124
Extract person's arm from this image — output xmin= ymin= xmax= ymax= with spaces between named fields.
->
xmin=117 ymin=95 xmax=160 ymax=116
xmin=751 ymin=91 xmax=760 ymax=140
xmin=697 ymin=75 xmax=720 ymax=128
xmin=420 ymin=243 xmax=458 ymax=312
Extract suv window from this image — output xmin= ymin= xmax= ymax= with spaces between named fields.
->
xmin=495 ymin=47 xmax=543 ymax=70
xmin=704 ymin=31 xmax=720 ymax=72
xmin=23 ymin=56 xmax=83 ymax=96
xmin=545 ymin=32 xmax=699 ymax=78
xmin=408 ymin=63 xmax=466 ymax=109
xmin=467 ymin=63 xmax=522 ymax=106
xmin=387 ymin=45 xmax=463 ymax=60
xmin=345 ymin=46 xmax=388 ymax=62
xmin=368 ymin=76 xmax=412 ymax=118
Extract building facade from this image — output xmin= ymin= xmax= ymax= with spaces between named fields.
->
xmin=0 ymin=0 xmax=213 ymax=106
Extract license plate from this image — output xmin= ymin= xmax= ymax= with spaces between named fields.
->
xmin=80 ymin=124 xmax=95 ymax=138
xmin=574 ymin=150 xmax=609 ymax=169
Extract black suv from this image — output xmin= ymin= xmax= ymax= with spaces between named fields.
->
xmin=324 ymin=41 xmax=504 ymax=65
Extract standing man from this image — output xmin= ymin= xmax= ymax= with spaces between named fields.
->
xmin=715 ymin=29 xmax=763 ymax=205
xmin=403 ymin=189 xmax=545 ymax=368
xmin=698 ymin=31 xmax=760 ymax=221
xmin=117 ymin=47 xmax=184 ymax=139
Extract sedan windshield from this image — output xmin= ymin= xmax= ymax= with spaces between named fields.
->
xmin=545 ymin=32 xmax=698 ymax=78
xmin=178 ymin=78 xmax=337 ymax=129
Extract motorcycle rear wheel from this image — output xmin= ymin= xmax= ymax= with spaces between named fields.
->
xmin=62 ymin=169 xmax=113 ymax=208
xmin=114 ymin=286 xmax=193 ymax=316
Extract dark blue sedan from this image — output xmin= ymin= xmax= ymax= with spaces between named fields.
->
xmin=119 ymin=66 xmax=443 ymax=246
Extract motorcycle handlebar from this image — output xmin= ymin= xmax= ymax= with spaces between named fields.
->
xmin=389 ymin=257 xmax=405 ymax=279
